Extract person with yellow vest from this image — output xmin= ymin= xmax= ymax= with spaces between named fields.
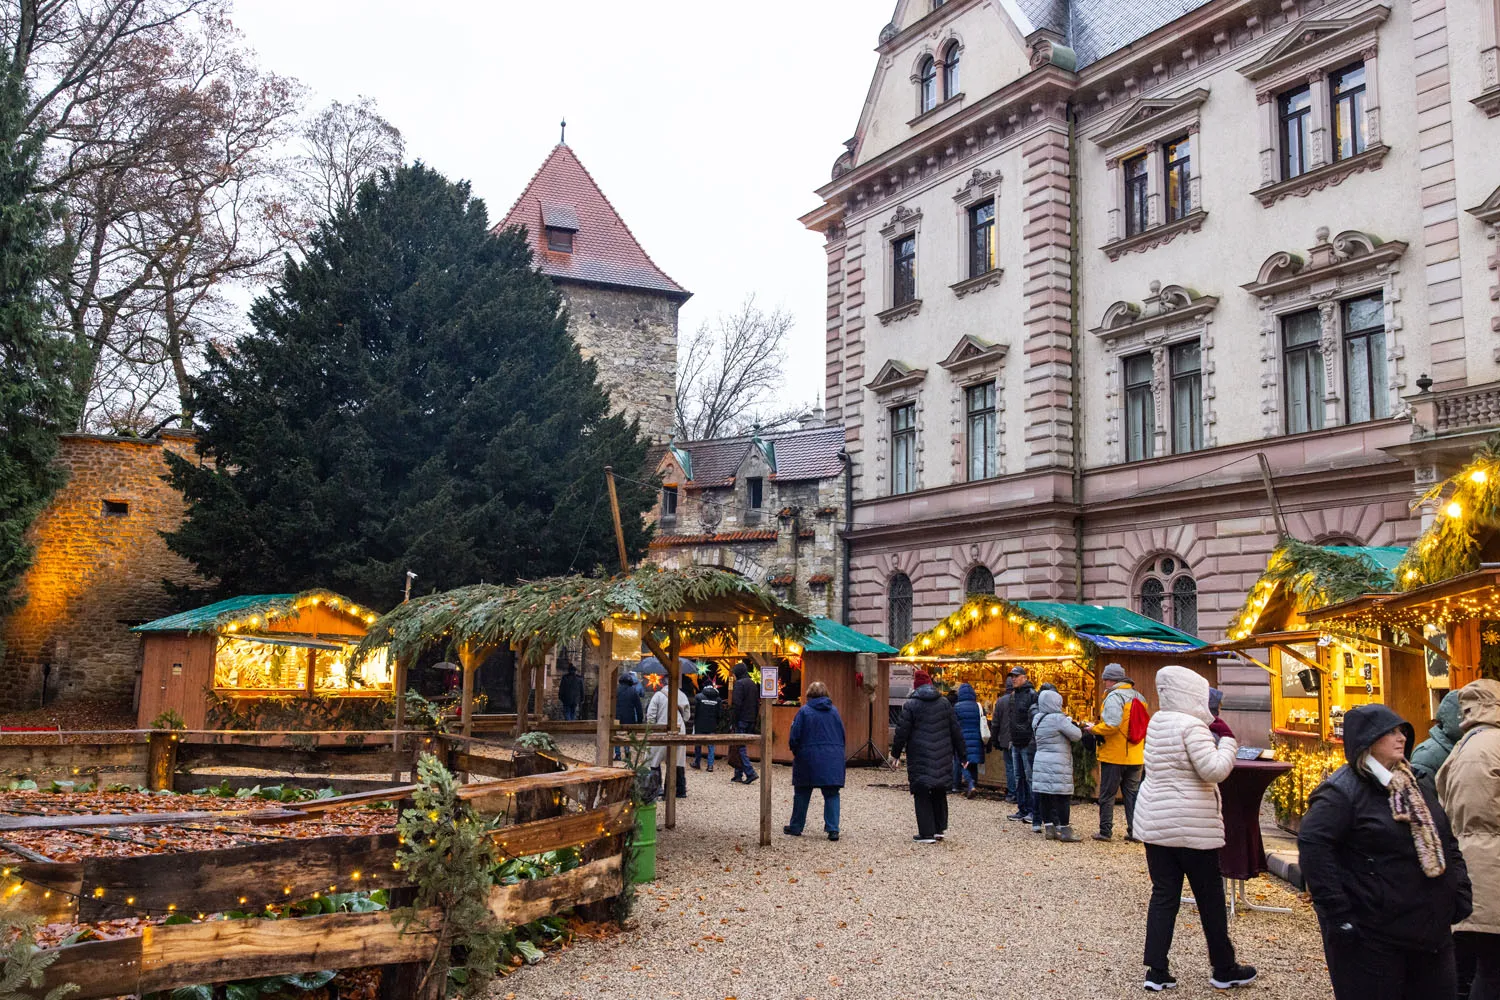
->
xmin=1087 ymin=662 xmax=1147 ymax=842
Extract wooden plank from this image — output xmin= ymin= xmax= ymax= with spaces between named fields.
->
xmin=284 ymin=783 xmax=418 ymax=813
xmin=609 ymin=733 xmax=759 ymax=745
xmin=175 ymin=743 xmax=406 ymax=775
xmin=491 ymin=801 xmax=633 ymax=859
xmin=0 ymin=807 xmax=304 ymax=831
xmin=456 ymin=768 xmax=629 ymax=815
xmin=487 ymin=855 xmax=622 ymax=926
xmin=173 ymin=774 xmax=406 ymax=796
xmin=135 ymin=909 xmax=443 ymax=994
xmin=0 ymin=861 xmax=80 ymax=922
xmin=36 ymin=934 xmax=145 ymax=999
xmin=0 ymin=742 xmax=147 ymax=777
xmin=449 ymin=751 xmax=514 ymax=779
xmin=77 ymin=832 xmax=404 ymax=921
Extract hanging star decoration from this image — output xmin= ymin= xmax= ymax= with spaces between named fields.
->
xmin=1484 ymin=628 xmax=1500 ymax=644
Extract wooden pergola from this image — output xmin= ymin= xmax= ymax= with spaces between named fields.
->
xmin=359 ymin=565 xmax=809 ymax=844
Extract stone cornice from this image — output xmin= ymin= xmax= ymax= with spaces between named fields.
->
xmin=1091 ymin=291 xmax=1218 ymax=342
xmin=875 ymin=299 xmax=923 ymax=327
xmin=1474 ymin=86 xmax=1500 ymax=119
xmin=1242 ymin=228 xmax=1407 ymax=298
xmin=949 ymin=268 xmax=1003 ymax=299
xmin=937 ymin=334 xmax=1008 ymax=372
xmin=1236 ymin=7 xmax=1390 ymax=87
xmin=1092 ymin=89 xmax=1209 ymax=153
xmin=1468 ymin=185 xmax=1500 ymax=226
xmin=1101 ymin=209 xmax=1208 ymax=261
xmin=876 ymin=0 xmax=983 ymax=56
xmin=867 ymin=359 xmax=927 ymax=393
xmin=1252 ymin=144 xmax=1389 ymax=207
xmin=907 ymin=93 xmax=966 ymax=128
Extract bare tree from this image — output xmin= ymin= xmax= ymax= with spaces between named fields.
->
xmin=674 ymin=296 xmax=802 ymax=440
xmin=292 ymin=96 xmax=402 ymax=232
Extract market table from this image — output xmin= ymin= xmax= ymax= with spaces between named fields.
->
xmin=1219 ymin=758 xmax=1293 ymax=916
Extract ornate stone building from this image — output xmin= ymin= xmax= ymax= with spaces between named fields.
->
xmin=499 ymin=143 xmax=689 ymax=444
xmin=801 ymin=0 xmax=1500 ymax=740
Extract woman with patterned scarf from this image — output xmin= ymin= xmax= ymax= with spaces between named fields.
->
xmin=1299 ymin=704 xmax=1473 ymax=1000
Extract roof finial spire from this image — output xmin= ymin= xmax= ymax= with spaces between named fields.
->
xmin=560 ymin=118 xmax=567 ymax=145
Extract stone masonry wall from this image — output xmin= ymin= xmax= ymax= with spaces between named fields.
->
xmin=560 ymin=282 xmax=680 ymax=444
xmin=0 ymin=433 xmax=203 ymax=712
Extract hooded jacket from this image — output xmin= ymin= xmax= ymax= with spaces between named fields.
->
xmin=1437 ymin=679 xmax=1500 ymax=936
xmin=789 ymin=696 xmax=847 ymax=789
xmin=1133 ymin=666 xmax=1237 ymax=850
xmin=1031 ymin=690 xmax=1083 ymax=796
xmin=1010 ymin=680 xmax=1038 ymax=747
xmin=558 ymin=669 xmax=584 ymax=709
xmin=615 ymin=674 xmax=644 ymax=725
xmin=953 ymin=683 xmax=985 ymax=765
xmin=990 ymin=692 xmax=1014 ymax=751
xmin=646 ymin=686 xmax=689 ymax=769
xmin=1299 ymin=703 xmax=1472 ymax=950
xmin=692 ymin=685 xmax=722 ymax=735
xmin=731 ymin=664 xmax=760 ymax=729
xmin=891 ymin=684 xmax=965 ymax=791
xmin=1410 ymin=688 xmax=1463 ymax=779
xmin=1092 ymin=681 xmax=1146 ymax=766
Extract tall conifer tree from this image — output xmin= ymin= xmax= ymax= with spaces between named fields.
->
xmin=0 ymin=69 xmax=74 ymax=616
xmin=166 ymin=164 xmax=654 ymax=606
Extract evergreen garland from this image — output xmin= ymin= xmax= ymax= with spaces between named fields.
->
xmin=1229 ymin=538 xmax=1396 ymax=637
xmin=1395 ymin=433 xmax=1500 ymax=590
xmin=0 ymin=916 xmax=77 ymax=1000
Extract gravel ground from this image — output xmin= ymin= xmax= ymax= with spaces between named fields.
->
xmin=499 ymin=741 xmax=1335 ymax=1000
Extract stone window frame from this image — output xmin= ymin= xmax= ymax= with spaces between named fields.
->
xmin=1237 ymin=7 xmax=1390 ymax=207
xmin=1091 ymin=89 xmax=1210 ymax=261
xmin=906 ymin=31 xmax=967 ymax=126
xmin=1241 ymin=227 xmax=1408 ymax=438
xmin=938 ymin=335 xmax=1007 ymax=483
xmin=950 ymin=166 xmax=1003 ymax=297
xmin=1475 ymin=0 xmax=1500 ymax=117
xmin=1134 ymin=552 xmax=1197 ymax=633
xmin=1466 ymin=186 xmax=1500 ymax=355
xmin=1092 ymin=281 xmax=1219 ymax=464
xmin=877 ymin=205 xmax=923 ymax=324
xmin=867 ymin=360 xmax=928 ymax=496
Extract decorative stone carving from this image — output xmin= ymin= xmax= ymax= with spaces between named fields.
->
xmin=1252 ymin=144 xmax=1390 ymax=207
xmin=937 ymin=335 xmax=1008 ymax=373
xmin=866 ymin=359 xmax=928 ymax=394
xmin=1101 ymin=209 xmax=1208 ymax=261
xmin=879 ymin=22 xmax=898 ymax=45
xmin=1091 ymin=89 xmax=1210 ymax=151
xmin=1236 ymin=8 xmax=1390 ymax=88
xmin=952 ymin=166 xmax=1001 ymax=203
xmin=1466 ymin=186 xmax=1500 ymax=345
xmin=879 ymin=205 xmax=922 ymax=238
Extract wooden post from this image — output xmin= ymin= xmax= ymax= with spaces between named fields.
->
xmin=513 ymin=642 xmax=533 ymax=739
xmin=759 ymin=687 xmax=772 ymax=847
xmin=664 ymin=624 xmax=680 ymax=831
xmin=604 ymin=466 xmax=629 ymax=573
xmin=390 ymin=658 xmax=408 ymax=782
xmin=146 ymin=732 xmax=178 ymax=792
xmin=459 ymin=645 xmax=477 ymax=740
xmin=596 ymin=629 xmax=616 ymax=766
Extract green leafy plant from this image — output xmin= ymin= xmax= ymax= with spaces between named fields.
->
xmin=396 ymin=753 xmax=506 ymax=996
xmin=515 ymin=731 xmax=557 ymax=752
xmin=0 ymin=917 xmax=79 ymax=1000
xmin=149 ymin=709 xmax=186 ymax=731
xmin=402 ymin=691 xmax=449 ymax=734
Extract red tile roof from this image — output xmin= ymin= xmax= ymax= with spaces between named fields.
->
xmin=808 ymin=574 xmax=833 ymax=586
xmin=649 ymin=529 xmax=777 ymax=547
xmin=498 ymin=144 xmax=689 ymax=300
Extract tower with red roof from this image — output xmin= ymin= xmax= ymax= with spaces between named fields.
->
xmin=498 ymin=143 xmax=689 ymax=443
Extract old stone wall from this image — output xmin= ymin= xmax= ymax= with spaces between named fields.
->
xmin=0 ymin=433 xmax=204 ymax=712
xmin=560 ymin=281 xmax=679 ymax=444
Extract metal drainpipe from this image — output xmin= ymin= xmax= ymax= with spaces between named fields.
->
xmin=1069 ymin=103 xmax=1085 ymax=604
xmin=839 ymin=448 xmax=853 ymax=625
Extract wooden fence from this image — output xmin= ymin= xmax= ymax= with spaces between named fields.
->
xmin=0 ymin=730 xmax=633 ymax=1000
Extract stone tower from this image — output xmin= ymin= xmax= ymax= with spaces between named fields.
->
xmin=498 ymin=144 xmax=689 ymax=443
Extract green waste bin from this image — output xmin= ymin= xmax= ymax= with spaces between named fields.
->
xmin=628 ymin=802 xmax=657 ymax=884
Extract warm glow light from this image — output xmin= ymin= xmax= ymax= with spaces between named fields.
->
xmin=1446 ymin=501 xmax=1463 ymax=519
xmin=1472 ymin=469 xmax=1488 ymax=483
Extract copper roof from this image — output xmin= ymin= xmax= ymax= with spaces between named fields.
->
xmin=498 ymin=145 xmax=689 ymax=301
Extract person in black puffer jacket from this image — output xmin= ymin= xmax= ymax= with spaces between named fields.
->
xmin=1298 ymin=703 xmax=1472 ymax=1000
xmin=890 ymin=669 xmax=965 ymax=843
xmin=1007 ymin=668 xmax=1039 ymax=825
xmin=692 ymin=681 xmax=722 ymax=771
xmin=729 ymin=662 xmax=760 ymax=784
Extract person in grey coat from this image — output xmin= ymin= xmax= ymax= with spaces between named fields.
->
xmin=1031 ymin=689 xmax=1084 ymax=842
xmin=1411 ymin=688 xmax=1463 ymax=780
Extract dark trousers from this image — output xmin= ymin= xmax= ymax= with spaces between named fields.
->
xmin=731 ymin=722 xmax=756 ymax=778
xmin=1097 ymin=762 xmax=1143 ymax=837
xmin=1455 ymin=931 xmax=1498 ymax=1000
xmin=1000 ymin=745 xmax=1017 ymax=799
xmin=656 ymin=764 xmax=687 ymax=797
xmin=1037 ymin=793 xmax=1071 ymax=826
xmin=911 ymin=785 xmax=949 ymax=839
xmin=1144 ymin=844 xmax=1236 ymax=974
xmin=562 ymin=703 xmax=579 ymax=721
xmin=1324 ymin=934 xmax=1457 ymax=1000
xmin=692 ymin=741 xmax=715 ymax=769
xmin=952 ymin=759 xmax=976 ymax=791
xmin=1010 ymin=744 xmax=1034 ymax=817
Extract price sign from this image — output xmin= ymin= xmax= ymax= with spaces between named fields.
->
xmin=760 ymin=665 xmax=779 ymax=699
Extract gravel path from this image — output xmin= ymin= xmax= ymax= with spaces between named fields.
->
xmin=498 ymin=747 xmax=1335 ymax=1000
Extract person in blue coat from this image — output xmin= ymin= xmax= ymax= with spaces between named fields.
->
xmin=784 ymin=681 xmax=846 ymax=840
xmin=953 ymin=683 xmax=985 ymax=799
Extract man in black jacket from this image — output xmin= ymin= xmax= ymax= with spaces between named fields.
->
xmin=692 ymin=680 xmax=722 ymax=771
xmin=1298 ymin=703 xmax=1472 ymax=1000
xmin=558 ymin=662 xmax=584 ymax=721
xmin=991 ymin=676 xmax=1016 ymax=802
xmin=1007 ymin=667 xmax=1039 ymax=826
xmin=890 ymin=669 xmax=965 ymax=843
xmin=729 ymin=662 xmax=760 ymax=784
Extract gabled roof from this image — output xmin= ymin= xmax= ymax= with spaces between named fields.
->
xmin=1014 ymin=601 xmax=1206 ymax=647
xmin=1012 ymin=0 xmax=1218 ymax=68
xmin=132 ymin=591 xmax=380 ymax=634
xmin=803 ymin=617 xmax=897 ymax=655
xmin=657 ymin=426 xmax=846 ymax=487
xmin=498 ymin=144 xmax=689 ymax=301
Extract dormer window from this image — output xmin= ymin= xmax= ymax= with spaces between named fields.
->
xmin=545 ymin=227 xmax=573 ymax=253
xmin=541 ymin=202 xmax=578 ymax=254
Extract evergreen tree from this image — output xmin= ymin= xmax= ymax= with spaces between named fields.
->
xmin=0 ymin=69 xmax=74 ymax=616
xmin=165 ymin=163 xmax=655 ymax=607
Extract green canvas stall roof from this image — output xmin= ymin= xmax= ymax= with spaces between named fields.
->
xmin=802 ymin=617 xmax=897 ymax=655
xmin=132 ymin=594 xmax=297 ymax=633
xmin=1323 ymin=545 xmax=1406 ymax=579
xmin=1014 ymin=601 xmax=1206 ymax=648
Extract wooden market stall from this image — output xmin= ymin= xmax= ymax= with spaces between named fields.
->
xmin=892 ymin=595 xmax=1219 ymax=787
xmin=133 ymin=591 xmax=391 ymax=731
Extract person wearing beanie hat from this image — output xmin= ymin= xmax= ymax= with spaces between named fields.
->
xmin=1006 ymin=666 xmax=1040 ymax=828
xmin=1085 ymin=662 xmax=1146 ymax=842
xmin=890 ymin=668 xmax=965 ymax=843
xmin=1300 ymin=703 xmax=1471 ymax=1000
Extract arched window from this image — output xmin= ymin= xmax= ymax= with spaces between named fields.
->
xmin=918 ymin=57 xmax=937 ymax=114
xmin=964 ymin=564 xmax=994 ymax=596
xmin=1136 ymin=555 xmax=1198 ymax=633
xmin=888 ymin=573 xmax=913 ymax=645
xmin=942 ymin=43 xmax=961 ymax=100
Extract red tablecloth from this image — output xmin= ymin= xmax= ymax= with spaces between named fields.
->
xmin=1218 ymin=759 xmax=1292 ymax=880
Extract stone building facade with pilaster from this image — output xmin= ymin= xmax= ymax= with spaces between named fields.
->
xmin=803 ymin=0 xmax=1500 ymax=741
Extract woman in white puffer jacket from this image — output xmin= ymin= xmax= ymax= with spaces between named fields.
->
xmin=1133 ymin=665 xmax=1256 ymax=993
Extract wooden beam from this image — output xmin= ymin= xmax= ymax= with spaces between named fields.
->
xmin=491 ymin=801 xmax=632 ymax=858
xmin=458 ymin=642 xmax=482 ymax=741
xmin=391 ymin=657 xmax=408 ymax=782
xmin=604 ymin=466 xmax=629 ymax=572
xmin=665 ymin=624 xmax=680 ymax=831
xmin=1271 ymin=642 xmax=1324 ymax=675
xmin=175 ymin=743 xmax=407 ymax=775
xmin=759 ymin=682 xmax=772 ymax=848
xmin=487 ymin=855 xmax=621 ymax=926
xmin=0 ymin=808 xmax=305 ymax=832
xmin=282 ymin=783 xmax=419 ymax=813
xmin=1231 ymin=650 xmax=1275 ymax=676
xmin=596 ymin=629 xmax=616 ymax=767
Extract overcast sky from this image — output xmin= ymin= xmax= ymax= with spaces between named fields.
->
xmin=232 ymin=1 xmax=892 ymax=416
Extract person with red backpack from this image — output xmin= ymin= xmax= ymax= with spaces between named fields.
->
xmin=1087 ymin=662 xmax=1148 ymax=842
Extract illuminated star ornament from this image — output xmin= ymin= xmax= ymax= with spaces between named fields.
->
xmin=1484 ymin=629 xmax=1500 ymax=644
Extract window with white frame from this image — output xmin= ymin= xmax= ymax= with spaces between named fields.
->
xmin=1169 ymin=340 xmax=1203 ymax=454
xmin=1282 ymin=308 xmax=1324 ymax=435
xmin=1164 ymin=136 xmax=1193 ymax=223
xmin=890 ymin=403 xmax=916 ymax=495
xmin=942 ymin=42 xmax=960 ymax=100
xmin=892 ymin=234 xmax=917 ymax=306
xmin=1122 ymin=154 xmax=1149 ymax=237
xmin=967 ymin=201 xmax=994 ymax=278
xmin=1123 ymin=352 xmax=1155 ymax=462
xmin=1342 ymin=294 xmax=1387 ymax=424
xmin=965 ymin=381 xmax=996 ymax=481
xmin=917 ymin=56 xmax=937 ymax=114
xmin=1240 ymin=8 xmax=1389 ymax=204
